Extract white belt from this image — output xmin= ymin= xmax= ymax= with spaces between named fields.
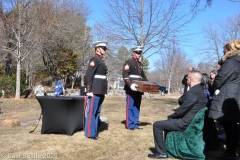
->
xmin=129 ymin=75 xmax=142 ymax=78
xmin=94 ymin=75 xmax=107 ymax=79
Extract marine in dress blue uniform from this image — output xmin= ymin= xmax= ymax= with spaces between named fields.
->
xmin=122 ymin=46 xmax=148 ymax=130
xmin=84 ymin=40 xmax=108 ymax=140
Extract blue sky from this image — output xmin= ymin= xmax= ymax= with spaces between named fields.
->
xmin=86 ymin=0 xmax=240 ymax=70
xmin=182 ymin=0 xmax=240 ymax=63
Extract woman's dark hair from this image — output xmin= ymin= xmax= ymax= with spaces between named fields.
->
xmin=210 ymin=70 xmax=217 ymax=80
xmin=201 ymin=73 xmax=210 ymax=87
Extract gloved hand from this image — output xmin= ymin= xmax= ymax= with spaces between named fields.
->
xmin=130 ymin=83 xmax=138 ymax=91
xmin=87 ymin=92 xmax=93 ymax=97
xmin=215 ymin=89 xmax=220 ymax=95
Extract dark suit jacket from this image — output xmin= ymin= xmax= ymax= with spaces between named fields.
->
xmin=168 ymin=84 xmax=206 ymax=130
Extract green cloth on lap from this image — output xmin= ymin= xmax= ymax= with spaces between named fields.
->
xmin=165 ymin=107 xmax=207 ymax=160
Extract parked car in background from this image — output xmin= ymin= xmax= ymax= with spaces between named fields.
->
xmin=152 ymin=82 xmax=168 ymax=95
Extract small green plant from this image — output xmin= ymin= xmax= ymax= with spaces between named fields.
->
xmin=0 ymin=74 xmax=27 ymax=98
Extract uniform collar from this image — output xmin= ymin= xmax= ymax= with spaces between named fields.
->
xmin=95 ymin=54 xmax=103 ymax=59
xmin=131 ymin=57 xmax=139 ymax=61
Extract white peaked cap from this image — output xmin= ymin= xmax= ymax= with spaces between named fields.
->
xmin=131 ymin=46 xmax=143 ymax=52
xmin=93 ymin=40 xmax=108 ymax=48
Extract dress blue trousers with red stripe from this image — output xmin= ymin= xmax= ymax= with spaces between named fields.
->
xmin=125 ymin=91 xmax=142 ymax=129
xmin=84 ymin=94 xmax=105 ymax=138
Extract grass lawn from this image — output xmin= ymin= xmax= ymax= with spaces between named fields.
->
xmin=0 ymin=93 xmax=228 ymax=160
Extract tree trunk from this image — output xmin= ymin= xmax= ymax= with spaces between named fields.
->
xmin=15 ymin=4 xmax=22 ymax=99
xmin=15 ymin=58 xmax=21 ymax=99
xmin=80 ymin=72 xmax=85 ymax=86
xmin=71 ymin=78 xmax=74 ymax=89
xmin=168 ymin=73 xmax=172 ymax=95
xmin=29 ymin=75 xmax=32 ymax=88
xmin=168 ymin=80 xmax=171 ymax=95
xmin=25 ymin=64 xmax=29 ymax=84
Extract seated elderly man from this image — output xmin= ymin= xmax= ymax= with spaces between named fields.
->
xmin=148 ymin=70 xmax=206 ymax=159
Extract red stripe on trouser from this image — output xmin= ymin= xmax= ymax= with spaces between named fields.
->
xmin=87 ymin=96 xmax=94 ymax=137
xmin=126 ymin=94 xmax=130 ymax=129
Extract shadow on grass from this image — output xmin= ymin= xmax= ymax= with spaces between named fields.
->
xmin=98 ymin=121 xmax=109 ymax=133
xmin=139 ymin=121 xmax=152 ymax=126
xmin=161 ymin=99 xmax=179 ymax=105
xmin=120 ymin=120 xmax=151 ymax=126
xmin=148 ymin=147 xmax=156 ymax=154
xmin=144 ymin=98 xmax=179 ymax=106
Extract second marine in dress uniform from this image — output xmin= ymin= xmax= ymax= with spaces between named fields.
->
xmin=84 ymin=40 xmax=108 ymax=140
xmin=122 ymin=46 xmax=148 ymax=130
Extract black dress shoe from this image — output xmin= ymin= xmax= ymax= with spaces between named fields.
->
xmin=148 ymin=153 xmax=167 ymax=159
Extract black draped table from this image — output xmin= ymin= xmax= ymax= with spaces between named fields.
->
xmin=36 ymin=96 xmax=87 ymax=136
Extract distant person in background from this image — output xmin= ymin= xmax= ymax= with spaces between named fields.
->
xmin=5 ymin=58 xmax=12 ymax=76
xmin=209 ymin=70 xmax=217 ymax=86
xmin=182 ymin=66 xmax=194 ymax=94
xmin=84 ymin=40 xmax=108 ymax=140
xmin=201 ymin=73 xmax=212 ymax=108
xmin=122 ymin=46 xmax=148 ymax=130
xmin=209 ymin=69 xmax=224 ymax=146
xmin=201 ymin=73 xmax=218 ymax=151
xmin=209 ymin=39 xmax=240 ymax=160
xmin=209 ymin=70 xmax=217 ymax=96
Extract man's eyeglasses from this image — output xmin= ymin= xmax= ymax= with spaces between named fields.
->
xmin=99 ymin=46 xmax=107 ymax=51
xmin=134 ymin=51 xmax=142 ymax=55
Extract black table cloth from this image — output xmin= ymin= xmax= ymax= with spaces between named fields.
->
xmin=36 ymin=96 xmax=87 ymax=136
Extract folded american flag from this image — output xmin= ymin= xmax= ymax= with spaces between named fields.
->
xmin=55 ymin=80 xmax=64 ymax=97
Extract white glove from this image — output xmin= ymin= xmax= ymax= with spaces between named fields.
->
xmin=87 ymin=92 xmax=93 ymax=97
xmin=130 ymin=83 xmax=138 ymax=91
xmin=215 ymin=89 xmax=220 ymax=95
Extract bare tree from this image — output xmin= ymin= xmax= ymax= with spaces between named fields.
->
xmin=0 ymin=0 xmax=91 ymax=98
xmin=0 ymin=0 xmax=53 ymax=99
xmin=154 ymin=39 xmax=191 ymax=94
xmin=40 ymin=0 xmax=91 ymax=87
xmin=201 ymin=24 xmax=222 ymax=62
xmin=219 ymin=14 xmax=240 ymax=43
xmin=75 ymin=25 xmax=93 ymax=87
xmin=196 ymin=62 xmax=215 ymax=74
xmin=101 ymin=0 xmax=198 ymax=59
xmin=200 ymin=13 xmax=240 ymax=65
xmin=190 ymin=0 xmax=240 ymax=11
